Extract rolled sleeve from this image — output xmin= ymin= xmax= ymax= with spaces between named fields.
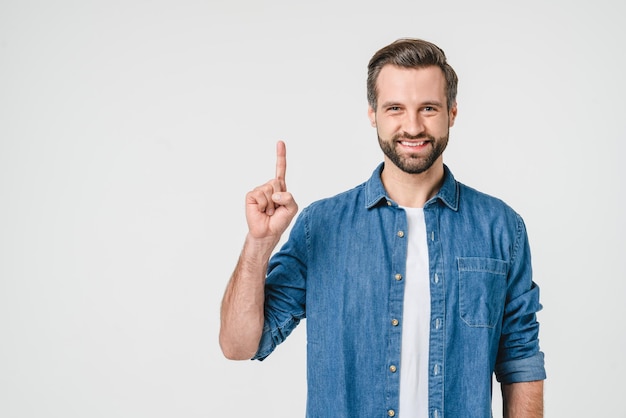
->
xmin=251 ymin=210 xmax=309 ymax=361
xmin=495 ymin=351 xmax=546 ymax=383
xmin=496 ymin=215 xmax=546 ymax=382
xmin=253 ymin=316 xmax=302 ymax=361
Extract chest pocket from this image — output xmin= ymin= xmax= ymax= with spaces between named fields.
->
xmin=458 ymin=257 xmax=508 ymax=328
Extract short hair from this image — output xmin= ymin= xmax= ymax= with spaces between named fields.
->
xmin=367 ymin=38 xmax=458 ymax=111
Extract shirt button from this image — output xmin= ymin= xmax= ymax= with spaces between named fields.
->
xmin=387 ymin=200 xmax=392 ymax=206
xmin=388 ymin=409 xmax=396 ymax=417
xmin=389 ymin=365 xmax=397 ymax=373
xmin=434 ymin=273 xmax=439 ymax=284
xmin=434 ymin=318 xmax=441 ymax=329
xmin=394 ymin=273 xmax=403 ymax=281
xmin=397 ymin=230 xmax=405 ymax=238
xmin=391 ymin=319 xmax=399 ymax=326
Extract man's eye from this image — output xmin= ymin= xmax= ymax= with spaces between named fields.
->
xmin=389 ymin=106 xmax=400 ymax=111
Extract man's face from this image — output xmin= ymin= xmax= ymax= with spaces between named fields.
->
xmin=368 ymin=65 xmax=457 ymax=175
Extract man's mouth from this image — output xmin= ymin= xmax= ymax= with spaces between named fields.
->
xmin=399 ymin=140 xmax=428 ymax=147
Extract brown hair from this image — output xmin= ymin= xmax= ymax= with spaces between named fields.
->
xmin=367 ymin=38 xmax=458 ymax=111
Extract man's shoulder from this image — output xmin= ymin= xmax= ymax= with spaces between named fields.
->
xmin=458 ymin=181 xmax=506 ymax=204
xmin=304 ymin=164 xmax=386 ymax=214
xmin=305 ymin=181 xmax=368 ymax=213
xmin=457 ymin=181 xmax=521 ymax=219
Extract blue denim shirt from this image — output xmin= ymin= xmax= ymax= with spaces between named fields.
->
xmin=253 ymin=164 xmax=546 ymax=418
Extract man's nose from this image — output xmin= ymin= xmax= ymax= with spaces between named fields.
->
xmin=403 ymin=113 xmax=425 ymax=137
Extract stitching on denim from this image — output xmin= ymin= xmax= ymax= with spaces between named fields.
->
xmin=510 ymin=213 xmax=525 ymax=267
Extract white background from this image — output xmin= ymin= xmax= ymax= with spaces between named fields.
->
xmin=1 ymin=1 xmax=624 ymax=417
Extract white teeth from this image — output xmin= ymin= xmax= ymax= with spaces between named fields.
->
xmin=401 ymin=141 xmax=425 ymax=147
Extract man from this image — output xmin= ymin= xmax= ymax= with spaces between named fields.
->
xmin=220 ymin=38 xmax=546 ymax=417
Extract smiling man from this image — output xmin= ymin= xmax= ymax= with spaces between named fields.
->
xmin=220 ymin=38 xmax=546 ymax=418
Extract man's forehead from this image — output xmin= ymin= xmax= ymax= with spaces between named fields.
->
xmin=377 ymin=64 xmax=445 ymax=81
xmin=376 ymin=65 xmax=446 ymax=95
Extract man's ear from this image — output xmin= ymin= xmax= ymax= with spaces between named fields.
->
xmin=367 ymin=105 xmax=376 ymax=127
xmin=448 ymin=102 xmax=458 ymax=127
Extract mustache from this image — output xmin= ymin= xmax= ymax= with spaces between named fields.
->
xmin=391 ymin=132 xmax=436 ymax=141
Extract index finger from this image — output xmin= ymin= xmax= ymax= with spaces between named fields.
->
xmin=275 ymin=140 xmax=287 ymax=185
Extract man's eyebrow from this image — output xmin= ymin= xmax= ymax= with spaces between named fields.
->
xmin=380 ymin=100 xmax=445 ymax=108
xmin=421 ymin=100 xmax=445 ymax=107
xmin=380 ymin=101 xmax=403 ymax=108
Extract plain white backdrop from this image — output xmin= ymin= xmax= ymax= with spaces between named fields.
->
xmin=1 ymin=0 xmax=624 ymax=417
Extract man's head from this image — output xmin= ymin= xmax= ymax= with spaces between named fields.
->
xmin=367 ymin=38 xmax=458 ymax=112
xmin=366 ymin=38 xmax=458 ymax=176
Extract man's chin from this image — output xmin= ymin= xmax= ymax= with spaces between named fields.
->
xmin=396 ymin=157 xmax=433 ymax=174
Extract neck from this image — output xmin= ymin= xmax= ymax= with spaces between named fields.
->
xmin=380 ymin=158 xmax=445 ymax=208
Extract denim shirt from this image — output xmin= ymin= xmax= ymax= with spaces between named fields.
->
xmin=253 ymin=164 xmax=546 ymax=418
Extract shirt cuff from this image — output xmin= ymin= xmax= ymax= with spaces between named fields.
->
xmin=495 ymin=351 xmax=546 ymax=383
xmin=251 ymin=317 xmax=301 ymax=361
xmin=251 ymin=325 xmax=275 ymax=361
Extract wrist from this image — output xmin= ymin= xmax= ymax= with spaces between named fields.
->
xmin=243 ymin=234 xmax=279 ymax=261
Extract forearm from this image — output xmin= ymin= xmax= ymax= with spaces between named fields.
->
xmin=501 ymin=380 xmax=544 ymax=418
xmin=219 ymin=235 xmax=275 ymax=360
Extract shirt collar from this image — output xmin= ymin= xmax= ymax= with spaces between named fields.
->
xmin=364 ymin=163 xmax=460 ymax=211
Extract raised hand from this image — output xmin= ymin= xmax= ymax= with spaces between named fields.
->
xmin=245 ymin=141 xmax=298 ymax=244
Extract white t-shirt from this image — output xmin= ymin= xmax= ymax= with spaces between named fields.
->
xmin=399 ymin=207 xmax=430 ymax=418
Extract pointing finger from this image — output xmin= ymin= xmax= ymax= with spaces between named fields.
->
xmin=275 ymin=140 xmax=287 ymax=190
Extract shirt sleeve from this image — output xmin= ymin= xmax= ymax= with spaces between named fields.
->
xmin=495 ymin=215 xmax=547 ymax=383
xmin=252 ymin=209 xmax=309 ymax=361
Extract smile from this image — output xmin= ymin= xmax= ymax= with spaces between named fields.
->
xmin=400 ymin=141 xmax=427 ymax=147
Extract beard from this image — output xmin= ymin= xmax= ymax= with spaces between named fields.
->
xmin=378 ymin=130 xmax=449 ymax=174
